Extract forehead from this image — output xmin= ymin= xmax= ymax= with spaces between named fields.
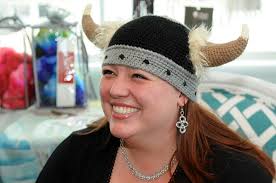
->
xmin=103 ymin=64 xmax=152 ymax=74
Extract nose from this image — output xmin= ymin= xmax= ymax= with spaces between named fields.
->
xmin=109 ymin=76 xmax=130 ymax=98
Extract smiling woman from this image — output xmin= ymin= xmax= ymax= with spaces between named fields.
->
xmin=35 ymin=5 xmax=275 ymax=183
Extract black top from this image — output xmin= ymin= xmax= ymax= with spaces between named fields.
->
xmin=36 ymin=124 xmax=272 ymax=183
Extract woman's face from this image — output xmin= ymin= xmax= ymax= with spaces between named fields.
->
xmin=100 ymin=65 xmax=185 ymax=139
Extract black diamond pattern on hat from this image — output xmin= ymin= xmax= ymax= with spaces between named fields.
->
xmin=143 ymin=59 xmax=149 ymax=64
xmin=119 ymin=54 xmax=125 ymax=59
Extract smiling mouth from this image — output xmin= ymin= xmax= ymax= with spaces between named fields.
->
xmin=113 ymin=106 xmax=139 ymax=114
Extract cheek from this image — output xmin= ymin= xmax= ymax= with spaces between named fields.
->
xmin=135 ymin=87 xmax=166 ymax=108
xmin=99 ymin=80 xmax=112 ymax=118
xmin=99 ymin=79 xmax=110 ymax=100
xmin=144 ymin=85 xmax=179 ymax=109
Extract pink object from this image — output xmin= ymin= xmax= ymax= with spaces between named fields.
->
xmin=0 ymin=64 xmax=9 ymax=96
xmin=0 ymin=47 xmax=34 ymax=109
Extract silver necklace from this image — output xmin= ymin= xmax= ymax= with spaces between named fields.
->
xmin=120 ymin=139 xmax=176 ymax=181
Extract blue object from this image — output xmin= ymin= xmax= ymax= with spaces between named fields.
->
xmin=37 ymin=56 xmax=56 ymax=83
xmin=75 ymin=75 xmax=86 ymax=106
xmin=41 ymin=75 xmax=56 ymax=105
xmin=36 ymin=31 xmax=57 ymax=56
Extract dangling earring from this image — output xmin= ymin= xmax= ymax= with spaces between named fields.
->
xmin=176 ymin=107 xmax=189 ymax=134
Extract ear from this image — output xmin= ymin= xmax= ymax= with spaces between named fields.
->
xmin=177 ymin=93 xmax=188 ymax=107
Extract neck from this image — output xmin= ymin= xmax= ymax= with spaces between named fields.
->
xmin=121 ymin=129 xmax=177 ymax=172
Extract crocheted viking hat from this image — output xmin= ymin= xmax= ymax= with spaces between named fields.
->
xmin=82 ymin=5 xmax=249 ymax=101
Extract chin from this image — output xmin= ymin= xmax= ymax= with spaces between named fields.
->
xmin=110 ymin=128 xmax=131 ymax=139
xmin=109 ymin=121 xmax=134 ymax=139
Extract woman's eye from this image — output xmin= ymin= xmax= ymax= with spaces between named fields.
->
xmin=102 ymin=69 xmax=114 ymax=75
xmin=132 ymin=73 xmax=147 ymax=79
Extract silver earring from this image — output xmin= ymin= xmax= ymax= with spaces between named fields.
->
xmin=176 ymin=107 xmax=188 ymax=134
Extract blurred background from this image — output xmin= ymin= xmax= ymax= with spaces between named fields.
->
xmin=0 ymin=1 xmax=275 ymax=183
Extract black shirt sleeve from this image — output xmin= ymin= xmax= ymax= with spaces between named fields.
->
xmin=35 ymin=134 xmax=74 ymax=183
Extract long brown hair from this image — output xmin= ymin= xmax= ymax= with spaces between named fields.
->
xmin=85 ymin=101 xmax=275 ymax=182
xmin=176 ymin=100 xmax=275 ymax=182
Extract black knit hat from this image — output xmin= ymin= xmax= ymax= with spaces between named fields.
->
xmin=108 ymin=16 xmax=195 ymax=74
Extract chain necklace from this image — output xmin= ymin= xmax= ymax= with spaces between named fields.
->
xmin=120 ymin=139 xmax=176 ymax=182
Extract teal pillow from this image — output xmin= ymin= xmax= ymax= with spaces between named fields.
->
xmin=0 ymin=133 xmax=40 ymax=183
xmin=199 ymin=88 xmax=276 ymax=161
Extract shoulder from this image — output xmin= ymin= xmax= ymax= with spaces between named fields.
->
xmin=36 ymin=124 xmax=116 ymax=183
xmin=212 ymin=147 xmax=273 ymax=183
xmin=69 ymin=123 xmax=115 ymax=151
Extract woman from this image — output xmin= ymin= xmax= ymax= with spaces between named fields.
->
xmin=36 ymin=5 xmax=275 ymax=183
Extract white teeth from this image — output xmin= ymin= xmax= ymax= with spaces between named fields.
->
xmin=113 ymin=106 xmax=138 ymax=114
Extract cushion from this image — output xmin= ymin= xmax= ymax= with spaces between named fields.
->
xmin=198 ymin=71 xmax=276 ymax=162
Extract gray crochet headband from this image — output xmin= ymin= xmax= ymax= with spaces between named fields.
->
xmin=82 ymin=5 xmax=249 ymax=101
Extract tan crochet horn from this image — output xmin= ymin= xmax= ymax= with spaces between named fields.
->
xmin=82 ymin=5 xmax=123 ymax=49
xmin=202 ymin=25 xmax=249 ymax=67
xmin=82 ymin=4 xmax=100 ymax=46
